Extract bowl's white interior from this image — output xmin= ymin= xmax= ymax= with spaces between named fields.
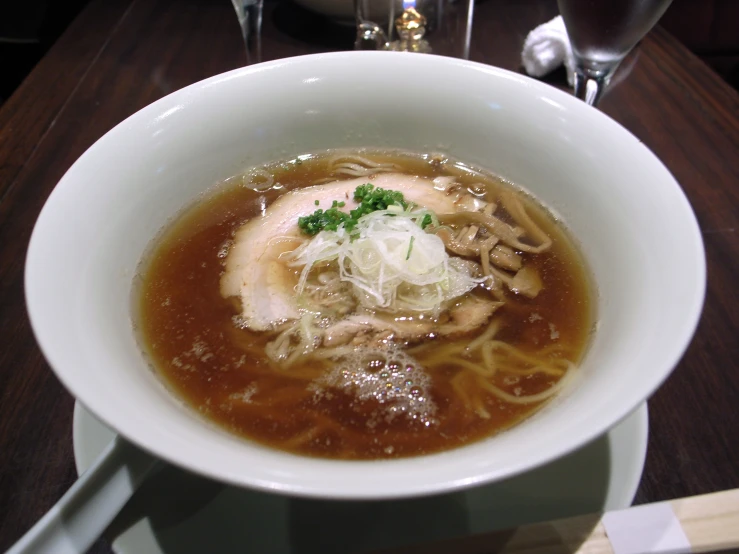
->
xmin=26 ymin=52 xmax=705 ymax=499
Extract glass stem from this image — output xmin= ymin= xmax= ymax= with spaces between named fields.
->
xmin=232 ymin=0 xmax=263 ymax=64
xmin=573 ymin=69 xmax=609 ymax=107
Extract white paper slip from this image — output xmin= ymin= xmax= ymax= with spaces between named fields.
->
xmin=602 ymin=502 xmax=692 ymax=554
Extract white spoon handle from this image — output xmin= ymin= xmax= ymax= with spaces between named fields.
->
xmin=7 ymin=436 xmax=159 ymax=554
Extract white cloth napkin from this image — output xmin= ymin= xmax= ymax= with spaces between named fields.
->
xmin=521 ymin=16 xmax=575 ymax=87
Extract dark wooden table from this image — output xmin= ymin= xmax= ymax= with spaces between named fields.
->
xmin=1 ymin=0 xmax=737 ymax=551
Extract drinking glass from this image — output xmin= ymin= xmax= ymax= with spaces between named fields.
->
xmin=354 ymin=0 xmax=474 ymax=59
xmin=557 ymin=0 xmax=673 ymax=106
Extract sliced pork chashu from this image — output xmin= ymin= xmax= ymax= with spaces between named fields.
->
xmin=322 ymin=295 xmax=503 ymax=347
xmin=221 ymin=174 xmax=464 ymax=331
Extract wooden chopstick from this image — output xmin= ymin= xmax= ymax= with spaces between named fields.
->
xmin=373 ymin=488 xmax=739 ymax=554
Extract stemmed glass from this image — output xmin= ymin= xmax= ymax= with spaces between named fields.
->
xmin=557 ymin=0 xmax=673 ymax=106
xmin=354 ymin=0 xmax=474 ymax=58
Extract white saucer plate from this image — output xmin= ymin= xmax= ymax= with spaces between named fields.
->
xmin=73 ymin=401 xmax=648 ymax=553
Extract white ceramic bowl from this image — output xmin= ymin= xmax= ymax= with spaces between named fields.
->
xmin=26 ymin=52 xmax=705 ymax=499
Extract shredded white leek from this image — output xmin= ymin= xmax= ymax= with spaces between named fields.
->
xmin=287 ymin=210 xmax=481 ymax=314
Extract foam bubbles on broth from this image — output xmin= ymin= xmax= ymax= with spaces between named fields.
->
xmin=311 ymin=345 xmax=437 ymax=428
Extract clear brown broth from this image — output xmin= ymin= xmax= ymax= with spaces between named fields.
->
xmin=137 ymin=151 xmax=594 ymax=459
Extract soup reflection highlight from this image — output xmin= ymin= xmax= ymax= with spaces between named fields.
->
xmin=136 ymin=150 xmax=594 ymax=459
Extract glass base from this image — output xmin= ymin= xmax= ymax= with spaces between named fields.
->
xmin=573 ymin=62 xmax=620 ymax=107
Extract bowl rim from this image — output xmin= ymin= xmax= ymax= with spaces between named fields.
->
xmin=25 ymin=51 xmax=706 ymax=499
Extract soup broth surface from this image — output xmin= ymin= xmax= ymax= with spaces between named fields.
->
xmin=137 ymin=150 xmax=593 ymax=459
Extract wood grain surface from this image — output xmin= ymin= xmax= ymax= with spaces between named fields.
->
xmin=0 ymin=0 xmax=737 ymax=552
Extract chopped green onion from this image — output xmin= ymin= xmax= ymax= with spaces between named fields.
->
xmin=298 ymin=183 xmax=413 ymax=236
xmin=406 ymin=236 xmax=415 ymax=260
